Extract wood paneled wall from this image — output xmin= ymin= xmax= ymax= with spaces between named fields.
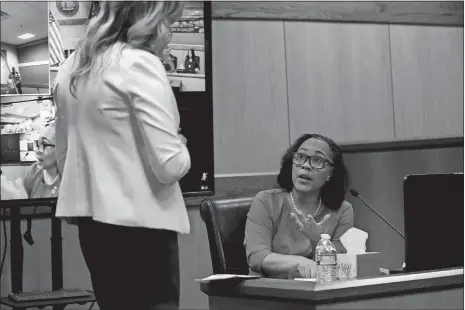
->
xmin=212 ymin=20 xmax=463 ymax=175
xmin=212 ymin=21 xmax=290 ymax=175
xmin=211 ymin=2 xmax=464 ymax=26
xmin=285 ymin=22 xmax=395 ymax=143
xmin=390 ymin=25 xmax=464 ymax=139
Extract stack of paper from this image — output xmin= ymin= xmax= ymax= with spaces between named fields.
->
xmin=196 ymin=274 xmax=259 ymax=283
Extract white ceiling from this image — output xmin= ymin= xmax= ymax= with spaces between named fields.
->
xmin=1 ymin=101 xmax=41 ymax=124
xmin=1 ymin=1 xmax=48 ymax=46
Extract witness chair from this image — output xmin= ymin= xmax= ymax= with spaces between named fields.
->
xmin=200 ymin=197 xmax=254 ymax=275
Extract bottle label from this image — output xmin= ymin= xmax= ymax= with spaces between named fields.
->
xmin=317 ymin=254 xmax=336 ymax=265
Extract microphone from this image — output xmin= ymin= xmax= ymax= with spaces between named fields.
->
xmin=349 ymin=188 xmax=405 ymax=239
xmin=23 ymin=216 xmax=34 ymax=246
xmin=23 ymin=207 xmax=37 ymax=246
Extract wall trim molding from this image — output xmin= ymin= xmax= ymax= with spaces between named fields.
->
xmin=213 ymin=138 xmax=464 ymax=176
xmin=168 ymin=44 xmax=204 ymax=51
xmin=18 ymin=60 xmax=49 ymax=67
xmin=16 ymin=38 xmax=48 ymax=49
xmin=211 ymin=2 xmax=464 ymax=27
xmin=340 ymin=136 xmax=464 ymax=153
xmin=215 ymin=172 xmax=278 ymax=178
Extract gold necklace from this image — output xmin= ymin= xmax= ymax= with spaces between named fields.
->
xmin=290 ymin=192 xmax=321 ymax=218
xmin=43 ymin=170 xmax=59 ymax=185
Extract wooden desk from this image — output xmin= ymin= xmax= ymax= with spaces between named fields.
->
xmin=200 ymin=268 xmax=464 ymax=310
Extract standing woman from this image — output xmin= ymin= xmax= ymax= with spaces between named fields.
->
xmin=11 ymin=67 xmax=22 ymax=94
xmin=52 ymin=2 xmax=190 ymax=310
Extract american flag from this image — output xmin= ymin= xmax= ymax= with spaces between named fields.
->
xmin=89 ymin=1 xmax=101 ymax=20
xmin=49 ymin=10 xmax=65 ymax=67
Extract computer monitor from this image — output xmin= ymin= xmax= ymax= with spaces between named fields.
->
xmin=1 ymin=1 xmax=50 ymax=96
xmin=403 ymin=173 xmax=464 ymax=273
xmin=1 ymin=1 xmax=214 ymax=206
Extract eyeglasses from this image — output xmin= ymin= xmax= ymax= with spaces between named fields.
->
xmin=292 ymin=152 xmax=333 ymax=169
xmin=34 ymin=141 xmax=55 ymax=152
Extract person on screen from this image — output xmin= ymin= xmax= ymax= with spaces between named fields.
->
xmin=244 ymin=134 xmax=354 ymax=279
xmin=184 ymin=48 xmax=200 ymax=73
xmin=52 ymin=2 xmax=189 ymax=310
xmin=10 ymin=67 xmax=22 ymax=94
xmin=0 ymin=123 xmax=60 ymax=200
xmin=24 ymin=123 xmax=61 ymax=198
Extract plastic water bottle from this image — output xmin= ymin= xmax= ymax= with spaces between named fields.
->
xmin=315 ymin=234 xmax=337 ymax=284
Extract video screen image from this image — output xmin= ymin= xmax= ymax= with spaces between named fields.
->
xmin=163 ymin=1 xmax=206 ymax=92
xmin=1 ymin=1 xmax=50 ymax=96
xmin=1 ymin=98 xmax=58 ymax=201
xmin=1 ymin=1 xmax=214 ymax=201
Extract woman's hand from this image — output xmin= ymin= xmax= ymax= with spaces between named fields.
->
xmin=14 ymin=178 xmax=28 ymax=199
xmin=290 ymin=210 xmax=332 ymax=241
xmin=178 ymin=128 xmax=187 ymax=145
xmin=178 ymin=133 xmax=187 ymax=145
xmin=1 ymin=176 xmax=28 ymax=200
xmin=289 ymin=257 xmax=317 ymax=278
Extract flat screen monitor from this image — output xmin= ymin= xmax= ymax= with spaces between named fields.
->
xmin=0 ymin=1 xmax=214 ymax=206
xmin=1 ymin=1 xmax=50 ymax=96
xmin=403 ymin=173 xmax=464 ymax=273
xmin=174 ymin=1 xmax=215 ymax=197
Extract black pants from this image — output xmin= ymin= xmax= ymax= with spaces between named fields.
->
xmin=78 ymin=218 xmax=180 ymax=310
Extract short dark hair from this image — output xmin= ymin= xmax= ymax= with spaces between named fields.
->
xmin=277 ymin=133 xmax=349 ymax=210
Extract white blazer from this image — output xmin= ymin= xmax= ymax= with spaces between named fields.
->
xmin=53 ymin=42 xmax=191 ymax=234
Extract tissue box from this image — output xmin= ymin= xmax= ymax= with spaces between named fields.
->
xmin=336 ymin=252 xmax=381 ymax=280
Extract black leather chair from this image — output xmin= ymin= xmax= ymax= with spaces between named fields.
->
xmin=200 ymin=197 xmax=254 ymax=275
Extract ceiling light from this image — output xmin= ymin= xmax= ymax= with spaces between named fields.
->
xmin=18 ymin=33 xmax=35 ymax=39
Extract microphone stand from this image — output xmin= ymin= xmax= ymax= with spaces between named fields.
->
xmin=351 ymin=191 xmax=405 ymax=239
xmin=349 ymin=188 xmax=406 ymax=273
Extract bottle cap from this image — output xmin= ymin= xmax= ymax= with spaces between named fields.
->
xmin=321 ymin=234 xmax=330 ymax=239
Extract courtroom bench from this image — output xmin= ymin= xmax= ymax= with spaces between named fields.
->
xmin=200 ymin=267 xmax=464 ymax=310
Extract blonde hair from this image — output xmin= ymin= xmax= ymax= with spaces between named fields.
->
xmin=69 ymin=1 xmax=184 ymax=98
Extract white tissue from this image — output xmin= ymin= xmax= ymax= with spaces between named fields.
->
xmin=340 ymin=227 xmax=368 ymax=254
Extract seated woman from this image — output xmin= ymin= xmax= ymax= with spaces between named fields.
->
xmin=244 ymin=133 xmax=354 ymax=278
xmin=184 ymin=49 xmax=200 ymax=73
xmin=1 ymin=122 xmax=60 ymax=200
